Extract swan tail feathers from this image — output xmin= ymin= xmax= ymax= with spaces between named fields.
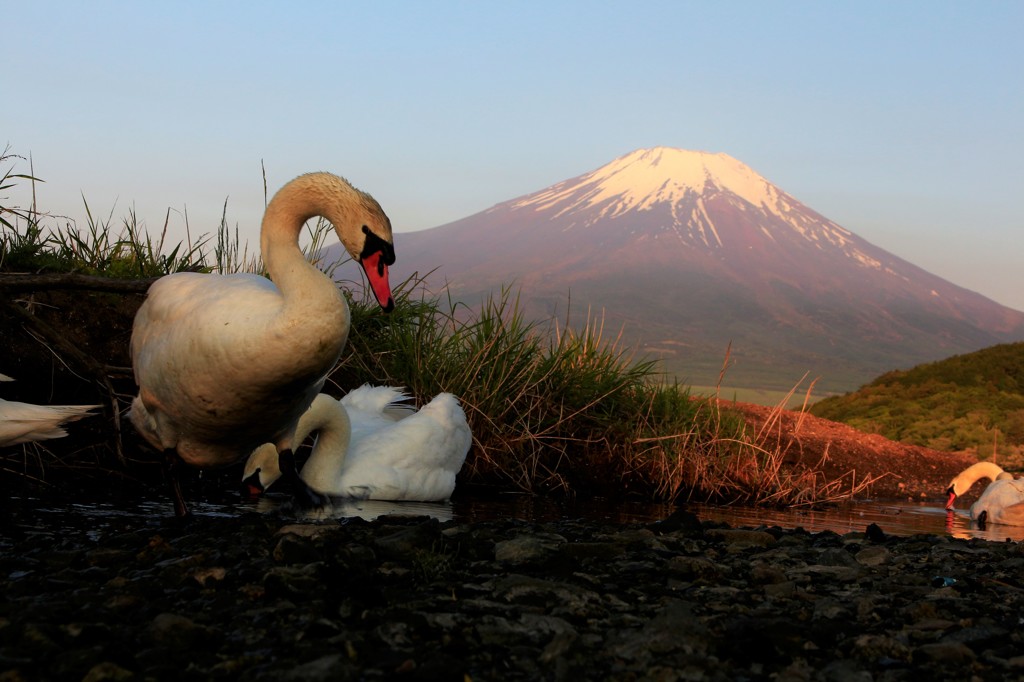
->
xmin=42 ymin=404 xmax=101 ymax=422
xmin=341 ymin=384 xmax=414 ymax=417
xmin=0 ymin=400 xmax=101 ymax=446
xmin=1 ymin=400 xmax=101 ymax=424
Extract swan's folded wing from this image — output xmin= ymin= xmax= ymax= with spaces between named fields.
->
xmin=338 ymin=399 xmax=471 ymax=501
xmin=977 ymin=479 xmax=1024 ymax=511
xmin=991 ymin=501 xmax=1024 ymax=527
xmin=132 ymin=273 xmax=282 ymax=366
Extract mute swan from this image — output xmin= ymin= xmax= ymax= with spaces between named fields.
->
xmin=242 ymin=386 xmax=472 ymax=502
xmin=945 ymin=461 xmax=1024 ymax=527
xmin=0 ymin=398 xmax=100 ymax=447
xmin=129 ymin=173 xmax=395 ymax=517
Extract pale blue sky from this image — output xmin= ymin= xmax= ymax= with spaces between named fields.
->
xmin=5 ymin=1 xmax=1023 ymax=309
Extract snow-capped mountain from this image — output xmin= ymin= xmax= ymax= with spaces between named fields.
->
xmin=365 ymin=147 xmax=1024 ymax=393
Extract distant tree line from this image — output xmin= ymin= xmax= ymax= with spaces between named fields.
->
xmin=811 ymin=342 xmax=1024 ymax=468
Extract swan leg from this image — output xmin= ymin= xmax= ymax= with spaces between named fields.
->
xmin=278 ymin=448 xmax=330 ymax=508
xmin=163 ymin=449 xmax=192 ymax=519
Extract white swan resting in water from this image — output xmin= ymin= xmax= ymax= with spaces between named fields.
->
xmin=0 ymin=373 xmax=100 ymax=447
xmin=129 ymin=173 xmax=395 ymax=516
xmin=243 ymin=385 xmax=472 ymax=502
xmin=945 ymin=461 xmax=1024 ymax=527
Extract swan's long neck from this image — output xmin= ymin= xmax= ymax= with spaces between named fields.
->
xmin=952 ymin=461 xmax=1007 ymax=495
xmin=257 ymin=174 xmax=376 ymax=382
xmin=243 ymin=394 xmax=351 ymax=489
xmin=291 ymin=394 xmax=352 ymax=489
xmin=261 ymin=175 xmax=359 ymax=308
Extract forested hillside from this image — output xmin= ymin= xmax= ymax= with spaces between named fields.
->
xmin=810 ymin=342 xmax=1024 ymax=467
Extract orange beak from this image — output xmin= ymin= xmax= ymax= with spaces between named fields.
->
xmin=361 ymin=250 xmax=394 ymax=312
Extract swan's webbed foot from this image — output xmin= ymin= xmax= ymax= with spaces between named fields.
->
xmin=278 ymin=448 xmax=331 ymax=509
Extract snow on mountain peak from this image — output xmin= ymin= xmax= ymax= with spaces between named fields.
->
xmin=498 ymin=146 xmax=875 ymax=264
xmin=509 ymin=147 xmax=784 ymax=218
xmin=599 ymin=147 xmax=780 ymax=207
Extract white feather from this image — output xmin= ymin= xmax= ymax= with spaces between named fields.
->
xmin=0 ymin=399 xmax=99 ymax=447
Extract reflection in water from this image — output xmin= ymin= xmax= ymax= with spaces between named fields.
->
xmin=251 ymin=495 xmax=455 ymax=522
xmin=450 ymin=495 xmax=1024 ymax=543
xmin=682 ymin=500 xmax=1024 ymax=543
xmin=9 ymin=492 xmax=1024 ymax=543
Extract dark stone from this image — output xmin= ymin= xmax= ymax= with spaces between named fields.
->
xmin=3 ymin=501 xmax=1024 ymax=680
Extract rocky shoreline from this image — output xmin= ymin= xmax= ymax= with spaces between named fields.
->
xmin=3 ymin=499 xmax=1024 ymax=681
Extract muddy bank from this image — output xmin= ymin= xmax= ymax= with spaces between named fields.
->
xmin=3 ymin=501 xmax=1024 ymax=681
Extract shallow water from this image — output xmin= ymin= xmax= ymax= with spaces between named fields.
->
xmin=8 ymin=492 xmax=1022 ymax=543
xmin=686 ymin=500 xmax=1024 ymax=543
xmin=449 ymin=495 xmax=1024 ymax=543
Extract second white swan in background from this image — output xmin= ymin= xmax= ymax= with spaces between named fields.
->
xmin=243 ymin=385 xmax=472 ymax=502
xmin=945 ymin=461 xmax=1024 ymax=527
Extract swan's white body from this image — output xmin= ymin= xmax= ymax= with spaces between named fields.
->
xmin=0 ymin=398 xmax=99 ymax=447
xmin=244 ymin=386 xmax=472 ymax=502
xmin=129 ymin=173 xmax=395 ymax=515
xmin=945 ymin=461 xmax=1024 ymax=527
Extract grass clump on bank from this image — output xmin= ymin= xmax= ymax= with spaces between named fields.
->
xmin=1 ymin=148 xmax=212 ymax=278
xmin=1 ymin=152 xmax=861 ymax=506
xmin=336 ymin=279 xmax=862 ymax=505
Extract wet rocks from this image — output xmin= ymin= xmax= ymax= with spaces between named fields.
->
xmin=3 ymin=507 xmax=1024 ymax=680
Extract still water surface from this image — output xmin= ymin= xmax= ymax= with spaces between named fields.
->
xmin=13 ymin=492 xmax=1019 ymax=544
xmin=449 ymin=495 xmax=1024 ymax=543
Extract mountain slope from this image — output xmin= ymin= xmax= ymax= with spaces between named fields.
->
xmin=810 ymin=342 xmax=1024 ymax=463
xmin=358 ymin=147 xmax=1024 ymax=393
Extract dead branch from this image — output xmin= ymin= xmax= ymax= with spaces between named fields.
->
xmin=0 ymin=273 xmax=157 ymax=294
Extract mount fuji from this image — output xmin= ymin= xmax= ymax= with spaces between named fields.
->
xmin=367 ymin=147 xmax=1024 ymax=394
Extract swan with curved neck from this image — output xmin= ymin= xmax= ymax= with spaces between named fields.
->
xmin=945 ymin=461 xmax=1024 ymax=527
xmin=130 ymin=173 xmax=395 ymax=517
xmin=243 ymin=386 xmax=471 ymax=502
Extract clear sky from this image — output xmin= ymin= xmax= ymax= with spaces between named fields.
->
xmin=5 ymin=1 xmax=1023 ymax=310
